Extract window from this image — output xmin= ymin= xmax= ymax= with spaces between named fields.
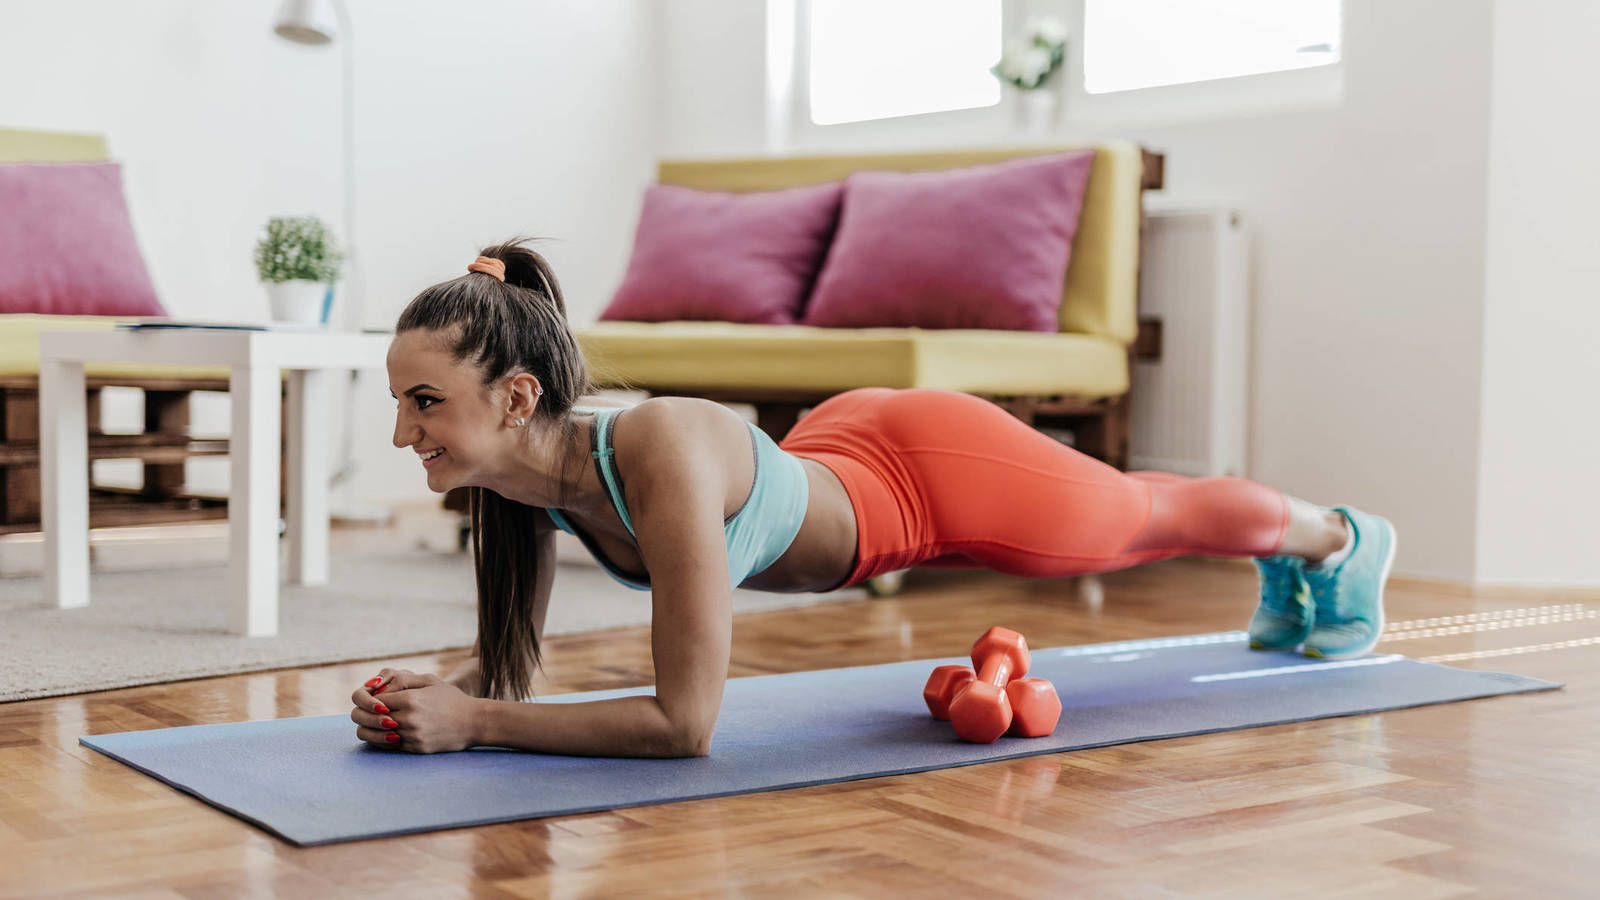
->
xmin=1083 ymin=0 xmax=1341 ymax=95
xmin=806 ymin=0 xmax=1001 ymax=125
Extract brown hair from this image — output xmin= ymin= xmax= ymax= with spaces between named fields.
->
xmin=395 ymin=238 xmax=592 ymax=702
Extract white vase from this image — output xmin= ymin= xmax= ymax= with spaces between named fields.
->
xmin=1015 ymin=89 xmax=1060 ymax=134
xmin=265 ymin=280 xmax=327 ymax=325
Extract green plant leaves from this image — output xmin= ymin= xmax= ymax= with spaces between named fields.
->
xmin=254 ymin=216 xmax=343 ymax=284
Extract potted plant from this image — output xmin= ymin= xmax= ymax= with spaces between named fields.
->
xmin=254 ymin=216 xmax=342 ymax=324
xmin=992 ymin=16 xmax=1069 ymax=131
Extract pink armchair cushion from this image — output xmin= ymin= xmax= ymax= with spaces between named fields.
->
xmin=601 ymin=181 xmax=842 ymax=325
xmin=801 ymin=150 xmax=1096 ymax=332
xmin=0 ymin=162 xmax=165 ymax=316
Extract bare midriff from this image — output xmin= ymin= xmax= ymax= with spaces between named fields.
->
xmin=736 ymin=457 xmax=858 ymax=593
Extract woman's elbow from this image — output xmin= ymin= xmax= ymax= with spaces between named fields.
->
xmin=650 ymin=697 xmax=716 ymax=757
xmin=683 ymin=732 xmax=714 ymax=758
xmin=661 ymin=720 xmax=714 ymax=758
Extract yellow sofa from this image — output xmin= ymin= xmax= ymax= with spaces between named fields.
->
xmin=1 ymin=127 xmax=235 ymax=532
xmin=575 ymin=142 xmax=1165 ymax=468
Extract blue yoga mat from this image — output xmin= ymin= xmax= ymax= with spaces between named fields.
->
xmin=80 ymin=631 xmax=1559 ymax=846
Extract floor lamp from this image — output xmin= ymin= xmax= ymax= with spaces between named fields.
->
xmin=272 ymin=0 xmax=391 ymax=524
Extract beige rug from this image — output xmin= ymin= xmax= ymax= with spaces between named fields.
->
xmin=0 ymin=547 xmax=868 ymax=703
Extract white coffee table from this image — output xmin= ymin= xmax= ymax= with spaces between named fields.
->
xmin=39 ymin=327 xmax=394 ymax=636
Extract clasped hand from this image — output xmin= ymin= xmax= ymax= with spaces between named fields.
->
xmin=350 ymin=667 xmax=481 ymax=754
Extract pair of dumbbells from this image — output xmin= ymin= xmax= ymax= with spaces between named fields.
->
xmin=923 ymin=626 xmax=1062 ymax=743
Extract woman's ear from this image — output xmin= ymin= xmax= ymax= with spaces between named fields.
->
xmin=504 ymin=372 xmax=543 ymax=425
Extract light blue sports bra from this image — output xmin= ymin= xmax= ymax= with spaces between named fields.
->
xmin=544 ymin=406 xmax=809 ymax=591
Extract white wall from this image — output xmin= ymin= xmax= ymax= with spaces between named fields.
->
xmin=1476 ymin=2 xmax=1600 ymax=586
xmin=657 ymin=0 xmax=768 ymax=157
xmin=658 ymin=0 xmax=1496 ymax=582
xmin=1093 ymin=0 xmax=1496 ymax=584
xmin=1 ymin=0 xmax=660 ymax=509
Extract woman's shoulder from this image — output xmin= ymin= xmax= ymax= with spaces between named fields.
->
xmin=615 ymin=396 xmax=745 ymax=444
xmin=610 ymin=397 xmax=751 ymax=485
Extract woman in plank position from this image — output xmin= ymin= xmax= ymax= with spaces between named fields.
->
xmin=353 ymin=240 xmax=1396 ymax=756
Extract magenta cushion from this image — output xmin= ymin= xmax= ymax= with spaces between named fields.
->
xmin=801 ymin=150 xmax=1096 ymax=332
xmin=601 ymin=181 xmax=842 ymax=325
xmin=0 ymin=162 xmax=165 ymax=317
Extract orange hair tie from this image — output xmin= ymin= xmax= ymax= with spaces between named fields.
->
xmin=467 ymin=256 xmax=506 ymax=282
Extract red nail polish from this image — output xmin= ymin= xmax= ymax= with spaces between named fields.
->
xmin=373 ymin=703 xmax=389 ymax=715
xmin=380 ymin=717 xmax=398 ymax=729
xmin=364 ymin=677 xmax=381 ymax=688
xmin=374 ymin=684 xmax=387 ymax=694
xmin=386 ymin=733 xmax=400 ymax=742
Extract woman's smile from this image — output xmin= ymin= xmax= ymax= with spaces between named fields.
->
xmin=419 ymin=447 xmax=447 ymax=469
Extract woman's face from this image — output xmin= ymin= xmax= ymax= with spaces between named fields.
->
xmin=386 ymin=329 xmax=504 ymax=493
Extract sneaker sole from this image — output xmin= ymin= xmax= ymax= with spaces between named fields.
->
xmin=1305 ymin=517 xmax=1396 ymax=660
xmin=1248 ymin=603 xmax=1312 ymax=651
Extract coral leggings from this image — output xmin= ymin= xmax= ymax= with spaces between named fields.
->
xmin=778 ymin=388 xmax=1290 ymax=589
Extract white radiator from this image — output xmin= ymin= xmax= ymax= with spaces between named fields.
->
xmin=1128 ymin=203 xmax=1251 ymax=478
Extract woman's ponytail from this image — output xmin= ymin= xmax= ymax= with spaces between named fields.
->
xmin=395 ymin=237 xmax=594 ymax=701
xmin=482 ymin=239 xmax=567 ymax=319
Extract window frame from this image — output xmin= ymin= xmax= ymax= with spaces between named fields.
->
xmin=1062 ymin=0 xmax=1344 ymax=129
xmin=771 ymin=0 xmax=1344 ymax=150
xmin=801 ymin=0 xmax=1005 ymax=127
xmin=774 ymin=0 xmax=1014 ymax=149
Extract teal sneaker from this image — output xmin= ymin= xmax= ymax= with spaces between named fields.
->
xmin=1248 ymin=555 xmax=1313 ymax=650
xmin=1302 ymin=506 xmax=1397 ymax=659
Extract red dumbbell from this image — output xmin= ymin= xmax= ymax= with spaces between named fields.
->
xmin=923 ymin=629 xmax=1063 ymax=741
xmin=948 ymin=627 xmax=1031 ymax=743
xmin=923 ymin=664 xmax=976 ymax=719
xmin=1005 ymin=677 xmax=1062 ymax=738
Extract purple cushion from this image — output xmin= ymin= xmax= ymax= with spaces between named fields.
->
xmin=601 ymin=181 xmax=842 ymax=325
xmin=0 ymin=162 xmax=165 ymax=316
xmin=801 ymin=150 xmax=1096 ymax=332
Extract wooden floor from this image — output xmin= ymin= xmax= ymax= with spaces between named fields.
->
xmin=2 ymin=529 xmax=1597 ymax=898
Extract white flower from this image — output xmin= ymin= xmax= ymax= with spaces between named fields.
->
xmin=1027 ymin=15 xmax=1069 ymax=48
xmin=997 ymin=40 xmax=1034 ymax=83
xmin=1000 ymin=42 xmax=1051 ymax=83
xmin=1015 ymin=45 xmax=1052 ymax=86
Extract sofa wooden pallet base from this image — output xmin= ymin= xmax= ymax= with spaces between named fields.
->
xmin=0 ymin=494 xmax=228 ymax=538
xmin=0 ymin=377 xmax=284 ymax=533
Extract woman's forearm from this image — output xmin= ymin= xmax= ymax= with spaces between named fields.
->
xmin=473 ymin=694 xmax=707 ymax=758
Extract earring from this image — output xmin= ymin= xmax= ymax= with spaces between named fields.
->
xmin=515 ymin=418 xmax=525 ymax=427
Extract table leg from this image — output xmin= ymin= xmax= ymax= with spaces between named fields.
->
xmin=41 ymin=359 xmax=89 ymax=609
xmin=285 ymin=369 xmax=330 ymax=585
xmin=230 ymin=363 xmax=282 ymax=637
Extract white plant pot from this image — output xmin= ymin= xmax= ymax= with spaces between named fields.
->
xmin=265 ymin=280 xmax=327 ymax=325
xmin=1015 ymin=89 xmax=1060 ymax=134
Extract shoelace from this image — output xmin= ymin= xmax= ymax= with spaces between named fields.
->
xmin=1302 ymin=565 xmax=1344 ymax=617
xmin=1258 ymin=561 xmax=1303 ymax=610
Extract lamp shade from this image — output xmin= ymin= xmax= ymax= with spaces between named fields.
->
xmin=273 ymin=0 xmax=336 ymax=44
